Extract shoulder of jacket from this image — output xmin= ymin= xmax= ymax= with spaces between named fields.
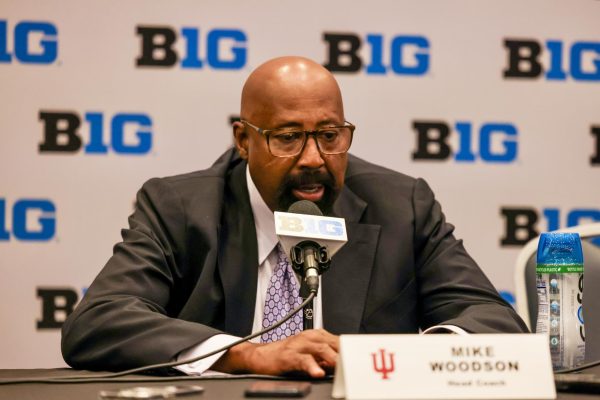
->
xmin=346 ymin=153 xmax=417 ymax=185
xmin=143 ymin=147 xmax=240 ymax=189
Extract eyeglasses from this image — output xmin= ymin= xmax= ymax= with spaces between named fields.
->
xmin=240 ymin=120 xmax=355 ymax=158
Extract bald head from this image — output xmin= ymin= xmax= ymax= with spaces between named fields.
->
xmin=240 ymin=56 xmax=344 ymax=123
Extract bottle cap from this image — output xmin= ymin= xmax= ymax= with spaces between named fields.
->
xmin=537 ymin=232 xmax=583 ymax=265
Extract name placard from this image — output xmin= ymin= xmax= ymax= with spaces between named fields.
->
xmin=332 ymin=334 xmax=555 ymax=399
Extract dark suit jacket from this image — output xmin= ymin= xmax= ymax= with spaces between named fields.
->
xmin=61 ymin=148 xmax=528 ymax=371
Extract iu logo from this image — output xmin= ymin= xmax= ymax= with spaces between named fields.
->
xmin=371 ymin=349 xmax=395 ymax=380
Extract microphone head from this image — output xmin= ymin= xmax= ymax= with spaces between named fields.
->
xmin=288 ymin=200 xmax=323 ymax=216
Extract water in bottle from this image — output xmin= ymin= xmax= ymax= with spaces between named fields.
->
xmin=535 ymin=232 xmax=585 ymax=370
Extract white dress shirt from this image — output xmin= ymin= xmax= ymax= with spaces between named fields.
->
xmin=175 ymin=166 xmax=323 ymax=375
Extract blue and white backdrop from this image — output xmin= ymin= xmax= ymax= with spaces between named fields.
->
xmin=1 ymin=0 xmax=599 ymax=367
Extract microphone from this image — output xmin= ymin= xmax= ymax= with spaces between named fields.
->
xmin=275 ymin=200 xmax=348 ymax=294
xmin=288 ymin=201 xmax=325 ymax=294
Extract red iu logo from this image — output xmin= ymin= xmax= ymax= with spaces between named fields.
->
xmin=371 ymin=348 xmax=395 ymax=380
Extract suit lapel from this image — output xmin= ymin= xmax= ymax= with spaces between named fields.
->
xmin=217 ymin=160 xmax=258 ymax=337
xmin=322 ymin=187 xmax=381 ymax=334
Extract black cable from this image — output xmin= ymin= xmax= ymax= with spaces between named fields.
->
xmin=0 ymin=292 xmax=316 ymax=386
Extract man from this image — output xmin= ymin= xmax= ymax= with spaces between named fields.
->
xmin=61 ymin=56 xmax=528 ymax=378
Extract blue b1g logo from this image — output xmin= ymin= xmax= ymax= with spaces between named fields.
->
xmin=323 ymin=32 xmax=430 ymax=76
xmin=0 ymin=199 xmax=56 ymax=241
xmin=504 ymin=39 xmax=600 ymax=82
xmin=136 ymin=25 xmax=247 ymax=69
xmin=38 ymin=111 xmax=153 ymax=155
xmin=411 ymin=120 xmax=518 ymax=163
xmin=0 ymin=20 xmax=58 ymax=64
xmin=500 ymin=207 xmax=600 ymax=246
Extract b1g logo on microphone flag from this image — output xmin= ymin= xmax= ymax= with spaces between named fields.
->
xmin=275 ymin=212 xmax=348 ymax=258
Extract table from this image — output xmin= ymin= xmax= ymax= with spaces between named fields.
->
xmin=0 ymin=369 xmax=333 ymax=400
xmin=1 ymin=367 xmax=598 ymax=400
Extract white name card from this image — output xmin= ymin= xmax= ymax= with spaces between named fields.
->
xmin=332 ymin=334 xmax=556 ymax=399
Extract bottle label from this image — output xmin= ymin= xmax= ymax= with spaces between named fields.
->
xmin=536 ymin=264 xmax=584 ymax=273
xmin=536 ymin=271 xmax=585 ymax=370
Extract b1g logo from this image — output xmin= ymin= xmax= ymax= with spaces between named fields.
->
xmin=500 ymin=207 xmax=600 ymax=246
xmin=37 ymin=287 xmax=83 ymax=329
xmin=323 ymin=32 xmax=429 ymax=75
xmin=0 ymin=199 xmax=56 ymax=241
xmin=591 ymin=126 xmax=600 ymax=166
xmin=277 ymin=215 xmax=345 ymax=237
xmin=136 ymin=25 xmax=247 ymax=69
xmin=38 ymin=111 xmax=153 ymax=155
xmin=411 ymin=120 xmax=518 ymax=163
xmin=0 ymin=20 xmax=58 ymax=64
xmin=503 ymin=39 xmax=600 ymax=81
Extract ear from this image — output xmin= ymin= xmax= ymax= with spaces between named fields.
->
xmin=233 ymin=121 xmax=249 ymax=160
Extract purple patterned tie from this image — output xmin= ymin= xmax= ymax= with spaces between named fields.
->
xmin=260 ymin=244 xmax=303 ymax=343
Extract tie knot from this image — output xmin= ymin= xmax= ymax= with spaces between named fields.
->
xmin=276 ymin=243 xmax=289 ymax=265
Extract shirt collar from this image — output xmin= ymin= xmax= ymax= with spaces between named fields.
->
xmin=246 ymin=165 xmax=278 ymax=265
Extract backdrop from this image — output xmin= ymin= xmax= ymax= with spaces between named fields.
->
xmin=1 ymin=0 xmax=599 ymax=368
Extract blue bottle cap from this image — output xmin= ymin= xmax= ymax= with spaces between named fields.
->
xmin=537 ymin=232 xmax=583 ymax=265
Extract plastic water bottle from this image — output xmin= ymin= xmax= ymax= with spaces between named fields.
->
xmin=535 ymin=232 xmax=585 ymax=370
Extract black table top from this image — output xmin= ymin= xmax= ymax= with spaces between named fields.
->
xmin=1 ymin=367 xmax=599 ymax=400
xmin=0 ymin=369 xmax=334 ymax=400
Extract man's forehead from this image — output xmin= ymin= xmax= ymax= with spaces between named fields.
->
xmin=241 ymin=57 xmax=343 ymax=118
xmin=251 ymin=57 xmax=328 ymax=81
xmin=254 ymin=70 xmax=338 ymax=102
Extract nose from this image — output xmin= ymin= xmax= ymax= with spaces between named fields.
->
xmin=296 ymin=135 xmax=325 ymax=170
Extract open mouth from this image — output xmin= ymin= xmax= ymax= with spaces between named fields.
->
xmin=291 ymin=184 xmax=325 ymax=202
